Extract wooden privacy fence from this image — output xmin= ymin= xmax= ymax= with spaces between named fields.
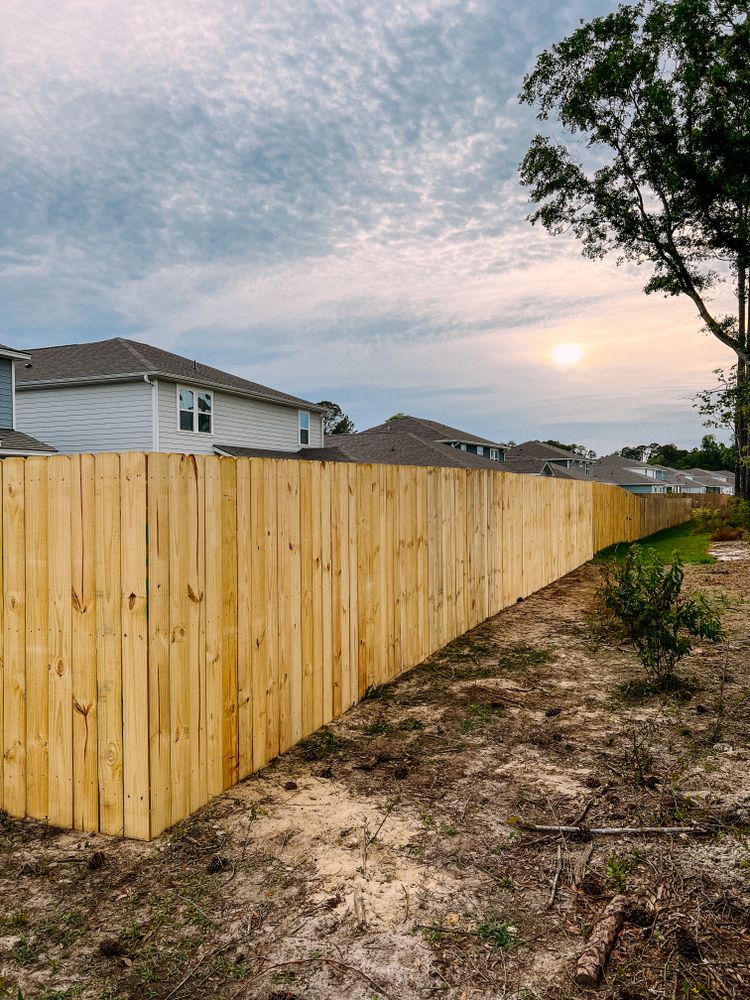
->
xmin=0 ymin=453 xmax=692 ymax=840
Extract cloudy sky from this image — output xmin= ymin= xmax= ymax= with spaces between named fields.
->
xmin=0 ymin=0 xmax=733 ymax=453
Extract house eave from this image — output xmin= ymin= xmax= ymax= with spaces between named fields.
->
xmin=17 ymin=371 xmax=326 ymax=412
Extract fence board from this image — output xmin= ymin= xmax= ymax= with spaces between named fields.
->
xmin=71 ymin=455 xmax=98 ymax=832
xmin=95 ymin=453 xmax=124 ymax=835
xmin=3 ymin=459 xmax=26 ymax=818
xmin=24 ymin=457 xmax=49 ymax=821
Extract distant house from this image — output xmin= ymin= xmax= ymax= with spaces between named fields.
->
xmin=505 ymin=440 xmax=593 ymax=475
xmin=673 ymin=469 xmax=735 ymax=495
xmin=585 ymin=455 xmax=735 ymax=496
xmin=15 ymin=338 xmax=325 ymax=456
xmin=310 ymin=415 xmax=559 ymax=476
xmin=0 ymin=343 xmax=55 ymax=457
xmin=578 ymin=455 xmax=668 ymax=494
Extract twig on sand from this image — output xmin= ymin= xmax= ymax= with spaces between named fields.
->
xmin=547 ymin=844 xmax=563 ymax=908
xmin=235 ymin=956 xmax=392 ymax=999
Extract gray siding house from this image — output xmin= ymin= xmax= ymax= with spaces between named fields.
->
xmin=0 ymin=343 xmax=56 ymax=456
xmin=15 ymin=338 xmax=325 ymax=456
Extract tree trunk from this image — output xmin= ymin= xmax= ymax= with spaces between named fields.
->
xmin=737 ymin=359 xmax=750 ymax=500
xmin=735 ymin=264 xmax=749 ymax=500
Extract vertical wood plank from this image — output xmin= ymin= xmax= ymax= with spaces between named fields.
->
xmin=147 ymin=452 xmax=172 ymax=836
xmin=48 ymin=456 xmax=73 ymax=830
xmin=168 ymin=454 xmax=191 ymax=826
xmin=250 ymin=458 xmax=270 ymax=769
xmin=263 ymin=460 xmax=280 ymax=762
xmin=277 ymin=461 xmax=301 ymax=751
xmin=299 ymin=461 xmax=315 ymax=738
xmin=220 ymin=458 xmax=239 ymax=789
xmin=24 ymin=457 xmax=48 ymax=821
xmin=120 ymin=452 xmax=150 ymax=839
xmin=71 ymin=454 xmax=98 ymax=832
xmin=3 ymin=458 xmax=26 ymax=818
xmin=347 ymin=464 xmax=359 ymax=707
xmin=204 ymin=456 xmax=224 ymax=798
xmin=95 ymin=453 xmax=123 ymax=835
xmin=320 ymin=463 xmax=333 ymax=724
xmin=236 ymin=459 xmax=253 ymax=779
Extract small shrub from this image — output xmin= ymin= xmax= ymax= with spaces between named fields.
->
xmin=299 ymin=726 xmax=341 ymax=760
xmin=476 ymin=917 xmax=517 ymax=950
xmin=605 ymin=854 xmax=629 ymax=893
xmin=598 ymin=547 xmax=725 ymax=689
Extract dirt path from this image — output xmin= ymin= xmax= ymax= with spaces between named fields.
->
xmin=1 ymin=557 xmax=749 ymax=1000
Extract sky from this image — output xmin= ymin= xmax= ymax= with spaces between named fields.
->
xmin=0 ymin=0 xmax=734 ymax=454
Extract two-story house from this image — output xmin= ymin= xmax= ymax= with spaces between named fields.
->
xmin=0 ymin=343 xmax=56 ymax=457
xmin=14 ymin=338 xmax=325 ymax=456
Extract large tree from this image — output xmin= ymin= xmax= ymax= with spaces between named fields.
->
xmin=519 ymin=0 xmax=750 ymax=498
xmin=317 ymin=400 xmax=356 ymax=436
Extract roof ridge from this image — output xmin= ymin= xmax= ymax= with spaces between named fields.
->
xmin=116 ymin=337 xmax=157 ymax=370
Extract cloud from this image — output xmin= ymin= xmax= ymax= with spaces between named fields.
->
xmin=0 ymin=0 xmax=735 ymax=451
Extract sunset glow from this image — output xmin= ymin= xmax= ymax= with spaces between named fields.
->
xmin=552 ymin=343 xmax=584 ymax=367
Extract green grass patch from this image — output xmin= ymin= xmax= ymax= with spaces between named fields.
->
xmin=476 ymin=917 xmax=517 ymax=950
xmin=299 ymin=726 xmax=342 ymax=760
xmin=595 ymin=521 xmax=714 ymax=565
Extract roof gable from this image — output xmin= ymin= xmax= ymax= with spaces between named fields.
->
xmin=16 ymin=337 xmax=321 ymax=410
xmin=358 ymin=415 xmax=506 ymax=449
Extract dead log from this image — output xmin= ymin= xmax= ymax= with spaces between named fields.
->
xmin=574 ymin=894 xmax=628 ymax=988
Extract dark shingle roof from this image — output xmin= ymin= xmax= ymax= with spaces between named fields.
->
xmin=591 ymin=463 xmax=660 ymax=487
xmin=331 ymin=431 xmax=528 ymax=472
xmin=0 ymin=429 xmax=56 ymax=453
xmin=16 ymin=337 xmax=322 ymax=410
xmin=358 ymin=415 xmax=506 ymax=449
xmin=506 ymin=440 xmax=586 ymax=462
xmin=215 ymin=445 xmax=349 ymax=462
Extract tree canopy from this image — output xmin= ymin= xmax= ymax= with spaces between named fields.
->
xmin=617 ymin=434 xmax=736 ymax=470
xmin=543 ymin=439 xmax=597 ymax=459
xmin=317 ymin=401 xmax=355 ymax=436
xmin=519 ymin=0 xmax=750 ymax=496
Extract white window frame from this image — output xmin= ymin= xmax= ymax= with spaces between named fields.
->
xmin=489 ymin=448 xmax=498 ymax=461
xmin=177 ymin=384 xmax=214 ymax=435
xmin=298 ymin=409 xmax=310 ymax=447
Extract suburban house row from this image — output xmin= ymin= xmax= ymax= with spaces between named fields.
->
xmin=0 ymin=337 xmax=735 ymax=496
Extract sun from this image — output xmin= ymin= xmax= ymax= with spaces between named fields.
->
xmin=551 ymin=342 xmax=584 ymax=367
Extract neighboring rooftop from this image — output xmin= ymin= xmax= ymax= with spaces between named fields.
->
xmin=215 ymin=444 xmax=349 ymax=462
xmin=15 ymin=337 xmax=322 ymax=410
xmin=0 ymin=428 xmax=56 ymax=454
xmin=506 ymin=440 xmax=589 ymax=463
xmin=329 ymin=429 xmax=507 ymax=471
xmin=358 ymin=415 xmax=506 ymax=450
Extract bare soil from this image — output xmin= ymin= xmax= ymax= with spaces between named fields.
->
xmin=2 ymin=557 xmax=749 ymax=1000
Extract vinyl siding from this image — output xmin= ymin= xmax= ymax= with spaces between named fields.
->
xmin=0 ymin=359 xmax=13 ymax=428
xmin=15 ymin=381 xmax=153 ymax=453
xmin=156 ymin=379 xmax=324 ymax=454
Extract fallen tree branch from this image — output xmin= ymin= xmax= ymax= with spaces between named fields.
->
xmin=574 ymin=894 xmax=629 ymax=988
xmin=521 ymin=823 xmax=705 ymax=836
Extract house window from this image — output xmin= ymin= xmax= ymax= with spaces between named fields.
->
xmin=299 ymin=409 xmax=310 ymax=446
xmin=178 ymin=386 xmax=213 ymax=434
xmin=477 ymin=446 xmax=484 ymax=456
xmin=489 ymin=448 xmax=499 ymax=461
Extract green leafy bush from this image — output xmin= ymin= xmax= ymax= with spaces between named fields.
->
xmin=598 ymin=547 xmax=725 ymax=689
xmin=692 ymin=500 xmax=750 ymax=536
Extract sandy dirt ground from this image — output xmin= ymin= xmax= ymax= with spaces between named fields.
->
xmin=1 ymin=554 xmax=749 ymax=1000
